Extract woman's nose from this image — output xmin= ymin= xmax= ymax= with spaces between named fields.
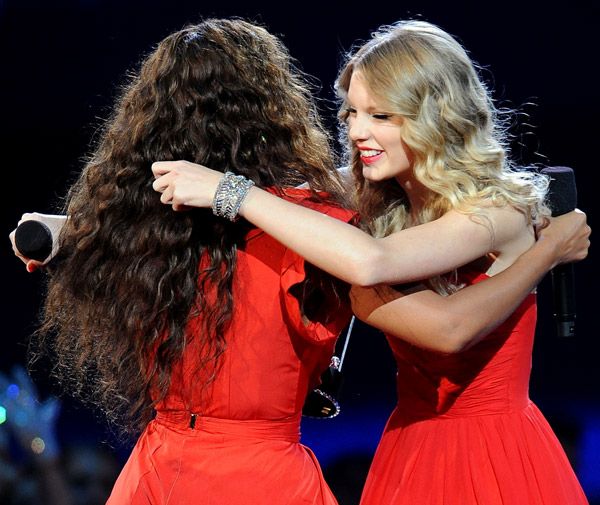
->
xmin=348 ymin=115 xmax=370 ymax=142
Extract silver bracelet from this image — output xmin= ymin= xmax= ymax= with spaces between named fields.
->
xmin=211 ymin=171 xmax=255 ymax=222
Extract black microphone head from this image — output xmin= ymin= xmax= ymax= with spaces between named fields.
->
xmin=541 ymin=166 xmax=577 ymax=216
xmin=14 ymin=220 xmax=53 ymax=261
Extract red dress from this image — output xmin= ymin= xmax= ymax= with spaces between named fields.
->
xmin=106 ymin=189 xmax=354 ymax=505
xmin=360 ymin=269 xmax=588 ymax=505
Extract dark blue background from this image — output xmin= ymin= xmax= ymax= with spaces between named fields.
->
xmin=2 ymin=1 xmax=598 ymax=503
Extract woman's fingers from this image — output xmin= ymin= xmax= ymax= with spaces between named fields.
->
xmin=26 ymin=260 xmax=44 ymax=273
xmin=151 ymin=173 xmax=183 ymax=208
xmin=150 ymin=160 xmax=217 ymax=210
xmin=151 ymin=160 xmax=177 ymax=177
xmin=152 ymin=175 xmax=169 ymax=193
xmin=159 ymin=186 xmax=174 ymax=204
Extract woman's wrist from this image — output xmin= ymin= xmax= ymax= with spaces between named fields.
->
xmin=211 ymin=172 xmax=255 ymax=221
xmin=528 ymin=235 xmax=560 ymax=271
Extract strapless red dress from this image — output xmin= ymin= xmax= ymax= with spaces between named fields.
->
xmin=360 ymin=270 xmax=588 ymax=505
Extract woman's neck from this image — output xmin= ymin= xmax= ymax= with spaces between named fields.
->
xmin=395 ymin=174 xmax=430 ymax=217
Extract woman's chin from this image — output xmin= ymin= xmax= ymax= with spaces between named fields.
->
xmin=362 ymin=165 xmax=385 ymax=182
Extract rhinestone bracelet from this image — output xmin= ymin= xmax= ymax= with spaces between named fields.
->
xmin=211 ymin=171 xmax=255 ymax=222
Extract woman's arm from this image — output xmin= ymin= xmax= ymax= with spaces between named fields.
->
xmin=350 ymin=211 xmax=591 ymax=353
xmin=151 ymin=161 xmax=506 ymax=286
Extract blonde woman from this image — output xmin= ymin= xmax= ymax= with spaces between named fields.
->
xmin=152 ymin=20 xmax=589 ymax=504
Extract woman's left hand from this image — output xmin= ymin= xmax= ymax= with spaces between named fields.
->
xmin=151 ymin=160 xmax=223 ymax=211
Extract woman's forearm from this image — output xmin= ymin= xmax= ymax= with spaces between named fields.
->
xmin=240 ymin=187 xmax=384 ymax=285
xmin=437 ymin=236 xmax=560 ymax=350
xmin=353 ymin=236 xmax=562 ymax=353
xmin=239 ymin=186 xmax=494 ymax=286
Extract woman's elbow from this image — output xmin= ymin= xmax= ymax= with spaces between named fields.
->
xmin=434 ymin=338 xmax=470 ymax=354
xmin=380 ymin=320 xmax=464 ymax=354
xmin=348 ymin=250 xmax=387 ymax=287
xmin=436 ymin=328 xmax=483 ymax=353
xmin=426 ymin=321 xmax=475 ymax=354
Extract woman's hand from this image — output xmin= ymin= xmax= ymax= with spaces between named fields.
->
xmin=151 ymin=160 xmax=223 ymax=211
xmin=536 ymin=209 xmax=591 ymax=267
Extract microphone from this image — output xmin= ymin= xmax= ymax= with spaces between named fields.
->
xmin=540 ymin=166 xmax=577 ymax=337
xmin=302 ymin=316 xmax=355 ymax=419
xmin=14 ymin=220 xmax=54 ymax=262
xmin=13 ymin=213 xmax=68 ymax=265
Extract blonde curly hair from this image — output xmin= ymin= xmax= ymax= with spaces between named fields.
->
xmin=336 ymin=20 xmax=550 ymax=293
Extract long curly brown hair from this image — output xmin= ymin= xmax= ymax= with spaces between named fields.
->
xmin=33 ymin=18 xmax=347 ymax=435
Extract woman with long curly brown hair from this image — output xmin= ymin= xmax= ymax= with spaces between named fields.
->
xmin=27 ymin=18 xmax=356 ymax=504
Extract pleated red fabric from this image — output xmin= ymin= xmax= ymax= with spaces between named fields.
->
xmin=361 ymin=269 xmax=588 ymax=505
xmin=106 ymin=189 xmax=355 ymax=505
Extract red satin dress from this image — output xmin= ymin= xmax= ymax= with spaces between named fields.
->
xmin=360 ymin=269 xmax=588 ymax=505
xmin=106 ymin=189 xmax=354 ymax=505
